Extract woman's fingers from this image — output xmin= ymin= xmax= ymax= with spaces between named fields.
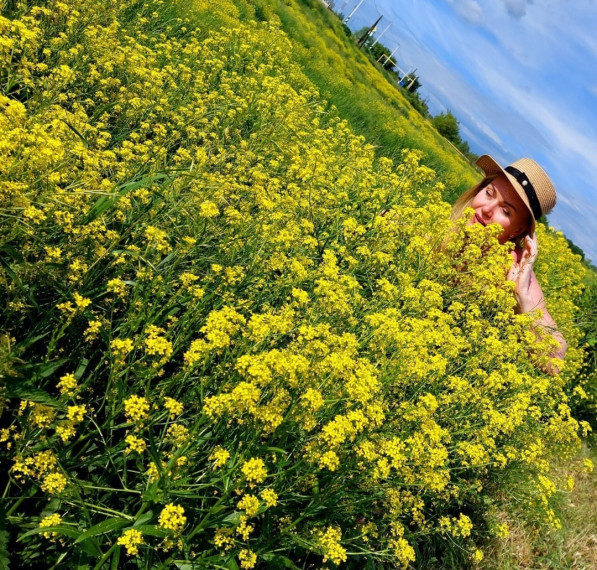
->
xmin=507 ymin=260 xmax=521 ymax=282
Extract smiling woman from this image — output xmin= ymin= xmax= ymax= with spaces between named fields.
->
xmin=452 ymin=155 xmax=567 ymax=372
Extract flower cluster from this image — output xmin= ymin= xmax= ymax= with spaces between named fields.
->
xmin=0 ymin=0 xmax=591 ymax=567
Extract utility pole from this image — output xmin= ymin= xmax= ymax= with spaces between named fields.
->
xmin=357 ymin=15 xmax=383 ymax=48
xmin=370 ymin=22 xmax=391 ymax=49
xmin=344 ymin=0 xmax=366 ymax=24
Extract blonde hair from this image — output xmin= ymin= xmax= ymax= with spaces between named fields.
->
xmin=450 ymin=176 xmax=494 ymax=224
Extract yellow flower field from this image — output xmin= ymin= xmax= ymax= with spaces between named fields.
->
xmin=0 ymin=0 xmax=593 ymax=567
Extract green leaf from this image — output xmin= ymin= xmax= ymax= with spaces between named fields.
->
xmin=110 ymin=544 xmax=121 ymax=570
xmin=261 ymin=554 xmax=301 ymax=569
xmin=60 ymin=119 xmax=89 ymax=148
xmin=173 ymin=562 xmax=198 ymax=570
xmin=74 ymin=358 xmax=90 ymax=379
xmin=222 ymin=511 xmax=243 ymax=525
xmin=18 ymin=526 xmax=81 ymax=541
xmin=82 ymin=173 xmax=169 ymax=224
xmin=132 ymin=525 xmax=169 ymax=538
xmin=3 ymin=376 xmax=57 ymax=406
xmin=74 ymin=518 xmax=129 ymax=543
xmin=133 ymin=511 xmax=154 ymax=527
xmin=0 ymin=503 xmax=10 ymax=570
xmin=0 ymin=251 xmax=40 ymax=310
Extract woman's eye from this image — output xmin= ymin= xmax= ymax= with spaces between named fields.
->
xmin=503 ymin=209 xmax=510 ymax=216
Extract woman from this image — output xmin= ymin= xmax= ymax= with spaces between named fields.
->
xmin=452 ymin=155 xmax=567 ymax=371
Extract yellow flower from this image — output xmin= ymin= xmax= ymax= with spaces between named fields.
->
xmin=117 ymin=528 xmax=144 ymax=556
xmin=241 ymin=457 xmax=267 ymax=484
xmin=125 ymin=434 xmax=146 ymax=454
xmin=124 ymin=395 xmax=150 ymax=423
xmin=57 ymin=373 xmax=78 ymax=396
xmin=146 ymin=461 xmax=160 ymax=482
xmin=41 ymin=472 xmax=67 ymax=494
xmin=107 ymin=278 xmax=127 ymax=297
xmin=164 ymin=397 xmax=183 ymax=418
xmin=66 ymin=404 xmax=86 ymax=424
xmin=29 ymin=402 xmax=55 ymax=428
xmin=144 ymin=225 xmax=169 ymax=252
xmin=235 ymin=515 xmax=254 ymax=540
xmin=84 ymin=319 xmax=103 ymax=342
xmin=73 ymin=293 xmax=91 ymax=311
xmin=318 ymin=450 xmax=340 ymax=472
xmin=209 ymin=446 xmax=230 ymax=468
xmin=199 ymin=200 xmax=219 ymax=218
xmin=166 ymin=423 xmax=189 ymax=446
xmin=143 ymin=325 xmax=173 ymax=364
xmin=238 ymin=549 xmax=257 ymax=569
xmin=158 ymin=503 xmax=186 ymax=534
xmin=111 ymin=338 xmax=134 ymax=362
xmin=39 ymin=513 xmax=62 ymax=539
xmin=237 ymin=494 xmax=260 ymax=517
xmin=55 ymin=422 xmax=76 ymax=442
xmin=260 ymin=488 xmax=278 ymax=508
xmin=315 ymin=526 xmax=347 ymax=565
xmin=44 ymin=246 xmax=62 ymax=262
xmin=23 ymin=205 xmax=46 ymax=224
xmin=179 ymin=272 xmax=199 ymax=288
xmin=214 ymin=527 xmax=235 ymax=550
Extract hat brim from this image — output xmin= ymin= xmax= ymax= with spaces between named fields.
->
xmin=475 ymin=154 xmax=536 ymax=235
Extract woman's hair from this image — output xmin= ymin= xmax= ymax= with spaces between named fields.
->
xmin=450 ymin=175 xmax=533 ymax=247
xmin=450 ymin=176 xmax=495 ymax=224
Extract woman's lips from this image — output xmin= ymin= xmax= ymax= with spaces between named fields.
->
xmin=474 ymin=213 xmax=487 ymax=226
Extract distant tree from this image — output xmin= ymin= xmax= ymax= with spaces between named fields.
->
xmin=432 ymin=111 xmax=461 ymax=144
xmin=370 ymin=43 xmax=392 ymax=66
xmin=431 ymin=110 xmax=478 ymax=162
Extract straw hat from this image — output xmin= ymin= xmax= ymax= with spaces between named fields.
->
xmin=476 ymin=155 xmax=557 ymax=232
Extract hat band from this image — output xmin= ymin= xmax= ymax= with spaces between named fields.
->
xmin=505 ymin=165 xmax=542 ymax=219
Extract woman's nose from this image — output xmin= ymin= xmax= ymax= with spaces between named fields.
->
xmin=481 ymin=203 xmax=493 ymax=218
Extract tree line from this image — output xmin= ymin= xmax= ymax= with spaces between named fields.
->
xmin=351 ymin=26 xmax=478 ymax=162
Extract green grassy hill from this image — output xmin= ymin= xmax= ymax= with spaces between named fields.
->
xmin=212 ymin=0 xmax=480 ymax=201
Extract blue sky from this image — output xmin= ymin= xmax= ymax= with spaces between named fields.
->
xmin=337 ymin=0 xmax=597 ymax=263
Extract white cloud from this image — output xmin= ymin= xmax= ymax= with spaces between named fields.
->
xmin=455 ymin=0 xmax=483 ymax=24
xmin=442 ymin=0 xmax=484 ymax=24
xmin=500 ymin=0 xmax=533 ymax=19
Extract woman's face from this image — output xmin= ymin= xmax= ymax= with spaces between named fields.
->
xmin=470 ymin=175 xmax=531 ymax=244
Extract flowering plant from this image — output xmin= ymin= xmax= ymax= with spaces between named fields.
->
xmin=0 ymin=0 xmax=591 ymax=568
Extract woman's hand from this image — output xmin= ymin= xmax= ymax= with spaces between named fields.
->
xmin=507 ymin=233 xmax=542 ymax=313
xmin=507 ymin=232 xmax=567 ymax=371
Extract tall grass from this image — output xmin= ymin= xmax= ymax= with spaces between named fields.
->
xmin=227 ymin=0 xmax=480 ymax=201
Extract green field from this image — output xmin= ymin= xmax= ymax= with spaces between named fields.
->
xmin=0 ymin=0 xmax=594 ymax=568
xmin=214 ymin=0 xmax=480 ymax=202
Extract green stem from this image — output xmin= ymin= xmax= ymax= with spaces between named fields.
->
xmin=5 ymin=496 xmax=26 ymax=518
xmin=92 ymin=543 xmax=117 ymax=570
